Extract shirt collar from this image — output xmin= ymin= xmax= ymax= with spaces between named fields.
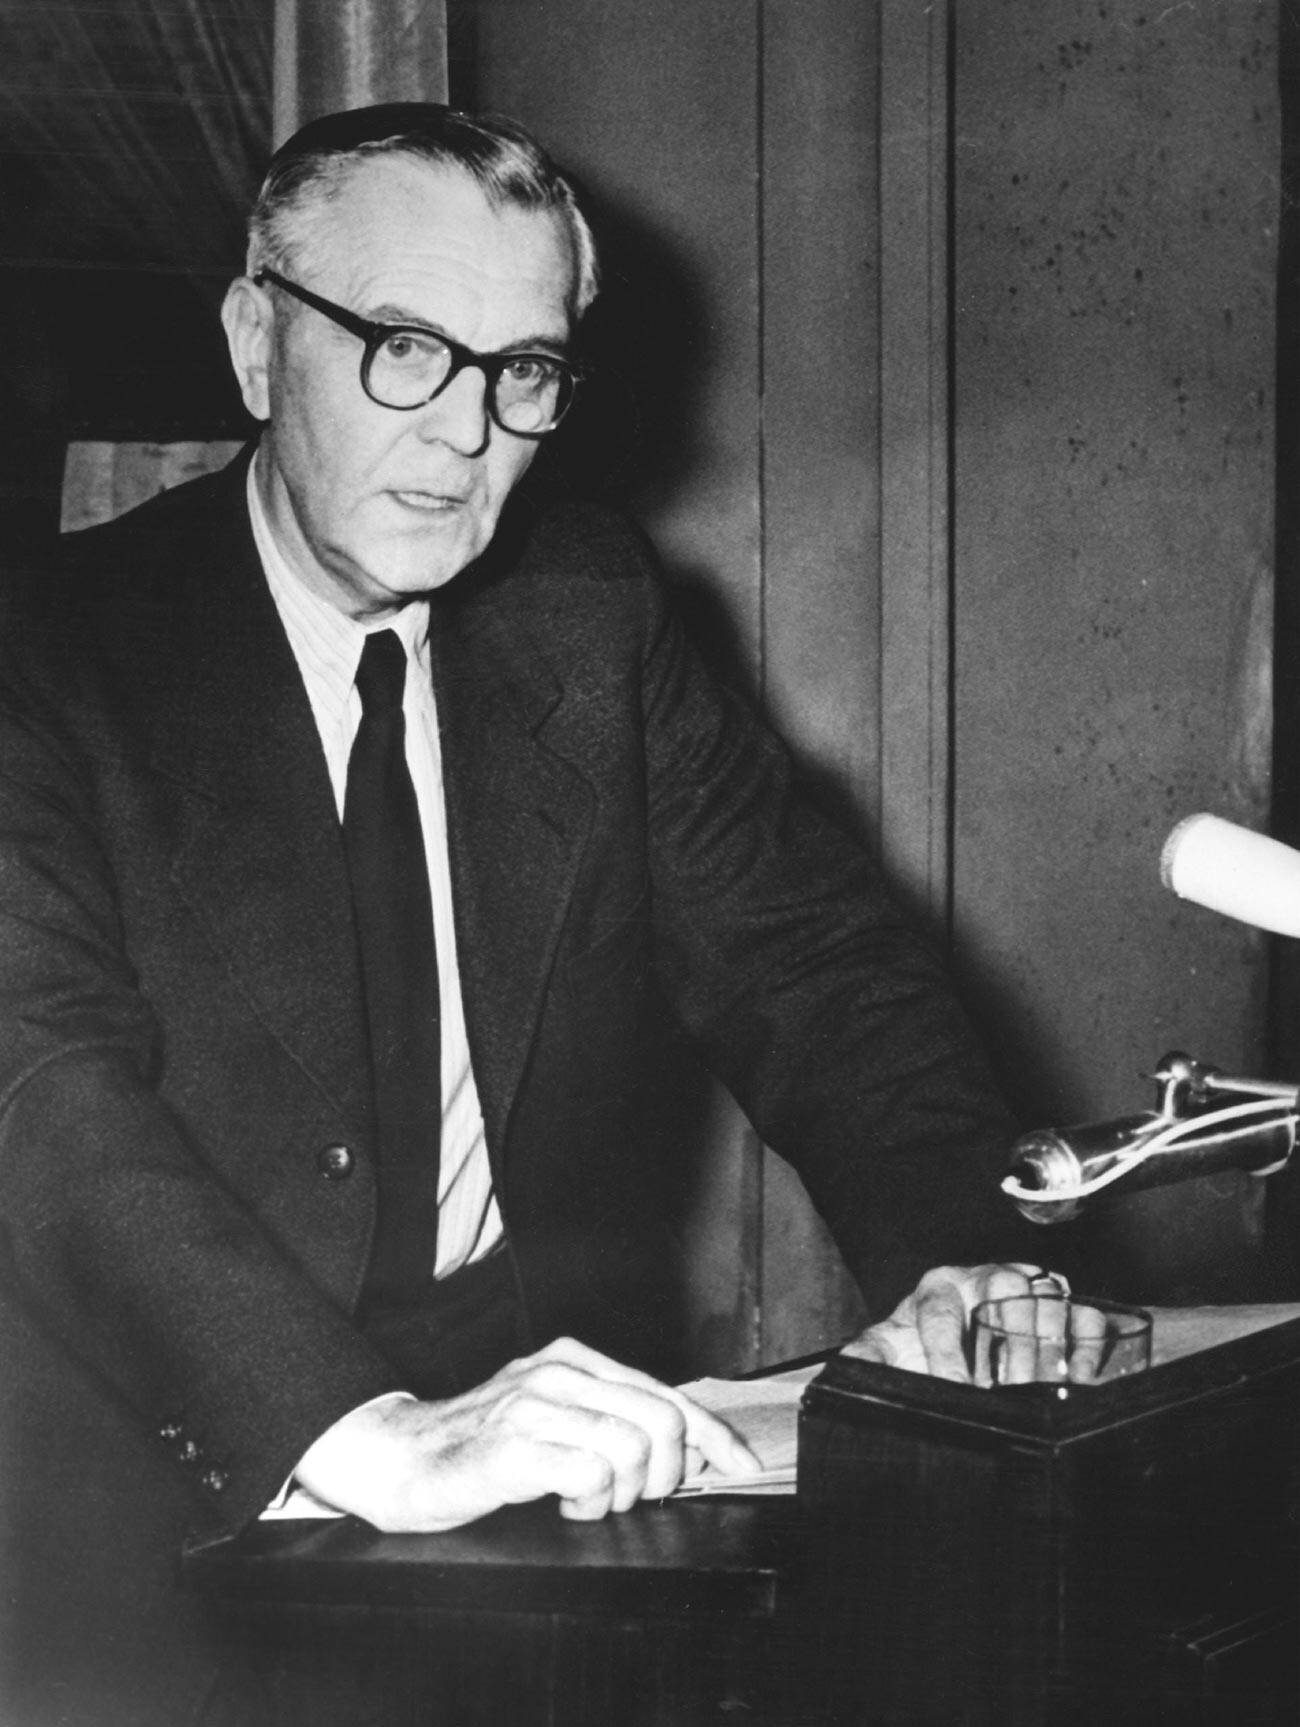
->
xmin=246 ymin=451 xmax=431 ymax=689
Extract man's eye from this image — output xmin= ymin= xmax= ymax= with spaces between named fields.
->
xmin=380 ymin=330 xmax=444 ymax=366
xmin=502 ymin=356 xmax=557 ymax=386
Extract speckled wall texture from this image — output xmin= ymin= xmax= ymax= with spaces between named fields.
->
xmin=952 ymin=2 xmax=1278 ymax=1294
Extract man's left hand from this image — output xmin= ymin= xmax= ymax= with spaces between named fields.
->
xmin=846 ymin=1262 xmax=1067 ymax=1381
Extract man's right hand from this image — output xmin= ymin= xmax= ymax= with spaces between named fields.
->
xmin=294 ymin=1335 xmax=761 ymax=1531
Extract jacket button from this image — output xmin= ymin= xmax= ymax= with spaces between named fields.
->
xmin=158 ymin=1418 xmax=184 ymax=1443
xmin=316 ymin=1143 xmax=355 ymax=1181
xmin=179 ymin=1438 xmax=201 ymax=1465
xmin=201 ymin=1467 xmax=230 ymax=1495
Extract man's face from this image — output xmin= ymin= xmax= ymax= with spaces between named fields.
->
xmin=224 ymin=157 xmax=575 ymax=619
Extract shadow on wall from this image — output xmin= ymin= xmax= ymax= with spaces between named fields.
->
xmin=554 ymin=184 xmax=711 ymax=513
xmin=549 ymin=183 xmax=762 ymax=715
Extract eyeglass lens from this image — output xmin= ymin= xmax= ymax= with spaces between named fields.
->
xmin=367 ymin=331 xmax=570 ymax=433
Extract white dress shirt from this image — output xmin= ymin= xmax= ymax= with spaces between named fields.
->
xmin=246 ymin=459 xmax=503 ymax=1280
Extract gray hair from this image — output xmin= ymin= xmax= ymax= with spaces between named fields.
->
xmin=246 ymin=103 xmax=599 ymax=318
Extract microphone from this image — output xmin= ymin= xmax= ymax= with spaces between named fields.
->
xmin=1003 ymin=1052 xmax=1297 ymax=1224
xmin=1160 ymin=813 xmax=1300 ymax=939
xmin=999 ymin=816 xmax=1300 ymax=1224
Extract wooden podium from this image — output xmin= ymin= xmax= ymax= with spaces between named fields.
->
xmin=797 ymin=1314 xmax=1300 ymax=1725
xmin=185 ymin=1497 xmax=809 ymax=1726
xmin=186 ymin=1314 xmax=1300 ymax=1725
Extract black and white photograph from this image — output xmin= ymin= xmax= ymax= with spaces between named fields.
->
xmin=0 ymin=3 xmax=1297 ymax=1722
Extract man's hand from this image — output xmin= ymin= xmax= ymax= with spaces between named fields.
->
xmin=295 ymin=1336 xmax=761 ymax=1531
xmin=846 ymin=1262 xmax=1067 ymax=1382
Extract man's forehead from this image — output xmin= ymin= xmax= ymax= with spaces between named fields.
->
xmin=295 ymin=155 xmax=576 ymax=316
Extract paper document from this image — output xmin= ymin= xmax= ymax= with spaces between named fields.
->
xmin=672 ymin=1364 xmax=820 ymax=1497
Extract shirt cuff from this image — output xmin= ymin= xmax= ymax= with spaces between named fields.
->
xmin=259 ymin=1390 xmax=418 ymax=1520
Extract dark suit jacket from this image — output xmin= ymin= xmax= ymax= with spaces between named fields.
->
xmin=0 ymin=453 xmax=1021 ymax=1723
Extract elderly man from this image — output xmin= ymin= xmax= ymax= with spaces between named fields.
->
xmin=0 ymin=104 xmax=1041 ymax=1725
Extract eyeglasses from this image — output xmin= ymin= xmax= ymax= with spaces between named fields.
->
xmin=254 ymin=269 xmax=579 ymax=437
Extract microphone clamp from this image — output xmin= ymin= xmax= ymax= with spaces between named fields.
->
xmin=1002 ymin=1052 xmax=1298 ymax=1224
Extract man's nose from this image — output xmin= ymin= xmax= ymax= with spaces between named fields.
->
xmin=416 ymin=365 xmax=491 ymax=457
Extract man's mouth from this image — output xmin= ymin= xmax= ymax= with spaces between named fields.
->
xmin=390 ymin=489 xmax=468 ymax=512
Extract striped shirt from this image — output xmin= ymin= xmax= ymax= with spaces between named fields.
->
xmin=246 ymin=458 xmax=501 ymax=1281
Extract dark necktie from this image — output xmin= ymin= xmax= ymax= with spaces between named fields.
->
xmin=343 ymin=629 xmax=442 ymax=1318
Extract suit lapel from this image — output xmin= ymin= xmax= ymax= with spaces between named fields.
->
xmin=147 ymin=476 xmax=373 ymax=1135
xmin=142 ymin=462 xmax=594 ymax=1158
xmin=429 ymin=592 xmax=593 ymax=1161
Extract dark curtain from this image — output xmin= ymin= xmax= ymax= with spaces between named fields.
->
xmin=0 ymin=0 xmax=272 ymax=533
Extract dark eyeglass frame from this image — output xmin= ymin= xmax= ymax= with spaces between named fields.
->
xmin=253 ymin=268 xmax=579 ymax=437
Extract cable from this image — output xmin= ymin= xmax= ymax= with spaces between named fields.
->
xmin=1000 ymin=1097 xmax=1297 ymax=1206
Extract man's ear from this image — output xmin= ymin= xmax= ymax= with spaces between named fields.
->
xmin=221 ymin=277 xmax=273 ymax=422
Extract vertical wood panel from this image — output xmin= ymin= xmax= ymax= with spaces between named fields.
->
xmin=951 ymin=0 xmax=1277 ymax=1298
xmin=273 ymin=0 xmax=447 ymax=143
xmin=758 ymin=0 xmax=881 ymax=1354
xmin=761 ymin=0 xmax=881 ymax=814
xmin=878 ymin=0 xmax=953 ymax=929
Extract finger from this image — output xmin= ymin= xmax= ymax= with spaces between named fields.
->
xmin=975 ymin=1270 xmax=1039 ymax=1383
xmin=855 ymin=1318 xmax=928 ymax=1374
xmin=946 ymin=1262 xmax=1051 ymax=1299
xmin=968 ymin=1294 xmax=1022 ymax=1385
xmin=678 ymin=1399 xmax=761 ymax=1480
xmin=522 ymin=1338 xmax=705 ymax=1432
xmin=517 ymin=1437 xmax=618 ymax=1520
xmin=490 ymin=1399 xmax=653 ymax=1513
xmin=975 ymin=1291 xmax=1067 ymax=1385
xmin=913 ymin=1278 xmax=971 ymax=1381
xmin=968 ymin=1308 xmax=996 ymax=1388
xmin=987 ymin=1262 xmax=1044 ymax=1303
xmin=913 ymin=1263 xmax=1048 ymax=1381
xmin=1032 ymin=1289 xmax=1070 ymax=1384
xmin=510 ymin=1364 xmax=688 ymax=1500
xmin=956 ymin=1266 xmax=1051 ymax=1385
xmin=545 ymin=1404 xmax=657 ymax=1511
xmin=559 ymin=1489 xmax=617 ymax=1521
xmin=523 ymin=1380 xmax=760 ymax=1506
xmin=1067 ymin=1300 xmax=1108 ymax=1383
xmin=1028 ymin=1269 xmax=1071 ymax=1299
xmin=523 ymin=1342 xmax=761 ymax=1484
xmin=995 ymin=1292 xmax=1061 ymax=1384
xmin=524 ymin=1336 xmax=679 ymax=1397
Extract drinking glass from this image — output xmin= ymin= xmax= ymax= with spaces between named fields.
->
xmin=968 ymin=1293 xmax=1152 ymax=1388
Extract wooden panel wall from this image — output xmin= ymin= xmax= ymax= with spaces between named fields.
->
xmin=439 ymin=0 xmax=1293 ymax=1363
xmin=950 ymin=1 xmax=1278 ymax=1299
xmin=466 ymin=0 xmax=1281 ymax=1344
xmin=756 ymin=5 xmax=883 ymax=1360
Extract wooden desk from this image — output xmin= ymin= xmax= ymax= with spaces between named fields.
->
xmin=187 ymin=1314 xmax=1300 ymax=1725
xmin=186 ymin=1496 xmax=815 ymax=1726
